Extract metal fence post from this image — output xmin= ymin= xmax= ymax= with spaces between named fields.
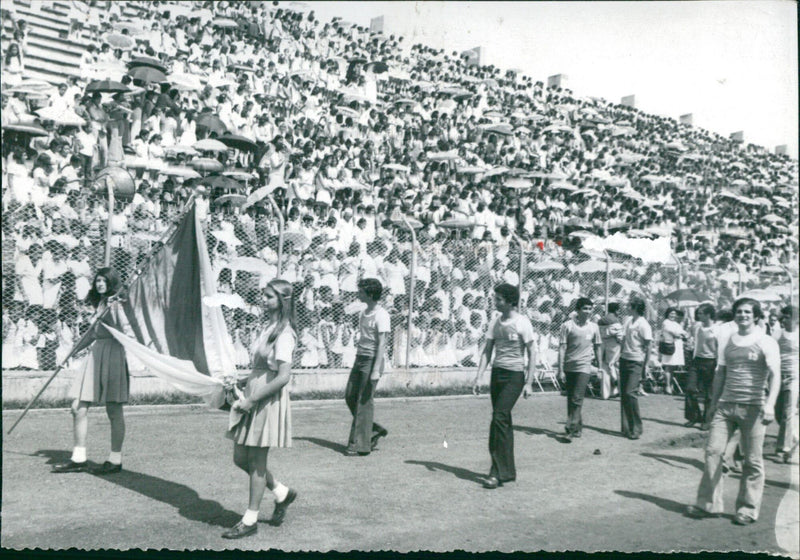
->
xmin=671 ymin=250 xmax=682 ymax=290
xmin=265 ymin=195 xmax=284 ymax=277
xmin=104 ymin=177 xmax=115 ymax=267
xmin=781 ymin=265 xmax=797 ymax=308
xmin=402 ymin=217 xmax=418 ymax=371
xmin=604 ymin=249 xmax=611 ymax=310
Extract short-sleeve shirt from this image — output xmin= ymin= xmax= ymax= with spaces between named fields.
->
xmin=718 ymin=330 xmax=780 ymax=405
xmin=620 ymin=316 xmax=653 ymax=362
xmin=356 ymin=305 xmax=391 ymax=357
xmin=560 ymin=320 xmax=601 ymax=373
xmin=693 ymin=323 xmax=718 ymax=359
xmin=486 ymin=313 xmax=535 ymax=371
xmin=252 ymin=324 xmax=296 ymax=371
xmin=778 ymin=329 xmax=799 ymax=383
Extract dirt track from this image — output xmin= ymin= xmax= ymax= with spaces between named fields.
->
xmin=2 ymin=393 xmax=797 ymax=554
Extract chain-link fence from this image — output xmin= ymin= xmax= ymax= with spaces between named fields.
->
xmin=3 ymin=205 xmax=797 ymax=377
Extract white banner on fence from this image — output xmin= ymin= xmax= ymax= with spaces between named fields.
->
xmin=581 ymin=234 xmax=673 ymax=263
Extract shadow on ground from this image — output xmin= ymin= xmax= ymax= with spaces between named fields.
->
xmin=37 ymin=449 xmax=240 ymax=528
xmin=294 ymin=436 xmax=348 ymax=455
xmin=513 ymin=425 xmax=573 ymax=443
xmin=404 ymin=460 xmax=485 ymax=486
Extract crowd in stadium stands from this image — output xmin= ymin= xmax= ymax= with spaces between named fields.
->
xmin=1 ymin=0 xmax=797 ymax=373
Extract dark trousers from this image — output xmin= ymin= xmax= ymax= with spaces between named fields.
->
xmin=619 ymin=358 xmax=643 ymax=438
xmin=565 ymin=371 xmax=591 ymax=435
xmin=685 ymin=357 xmax=716 ymax=424
xmin=489 ymin=367 xmax=525 ymax=481
xmin=345 ymin=354 xmax=386 ymax=453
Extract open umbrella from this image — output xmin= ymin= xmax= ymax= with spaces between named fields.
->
xmin=568 ymin=230 xmax=595 ymax=239
xmin=193 ymin=139 xmax=229 ymax=152
xmin=542 ymin=124 xmax=573 ymax=134
xmin=271 ymin=230 xmax=311 ymax=251
xmin=529 ymin=260 xmax=565 ymax=271
xmin=438 ymin=218 xmax=474 ymax=229
xmin=665 ymin=288 xmax=712 ymax=307
xmin=762 ymin=213 xmax=785 ymax=223
xmin=572 ymin=260 xmax=624 ymax=274
xmin=4 ymin=79 xmax=56 ymax=96
xmin=35 ymin=107 xmax=85 ymax=126
xmin=571 ymin=188 xmax=600 ymax=197
xmin=168 ymin=73 xmax=204 ymax=92
xmin=211 ymin=17 xmax=239 ymax=28
xmin=456 ymin=166 xmax=486 ymax=175
xmin=190 ymin=158 xmax=225 ymax=173
xmin=3 ymin=122 xmax=49 ymax=136
xmin=217 ymin=134 xmax=258 ymax=152
xmin=128 ymin=56 xmax=168 ymax=72
xmin=102 ymin=33 xmax=135 ymax=50
xmin=213 ymin=194 xmax=248 ymax=208
xmin=86 ymin=79 xmax=130 ymax=93
xmin=427 ymin=151 xmax=459 ymax=161
xmin=334 ymin=106 xmax=360 ymax=119
xmin=738 ymin=289 xmax=783 ymax=303
xmin=481 ymin=167 xmax=509 ymax=179
xmin=550 ymin=182 xmax=578 ymax=192
xmin=383 ymin=163 xmax=409 ymax=173
xmin=164 ymin=145 xmax=200 ymax=157
xmin=505 ymin=177 xmax=533 ymax=190
xmin=484 ymin=123 xmax=514 ymax=136
xmin=224 ymin=170 xmax=257 ymax=181
xmin=159 ymin=166 xmax=201 ymax=179
xmin=613 ymin=278 xmax=644 ymax=294
xmin=199 ymin=174 xmax=245 ymax=190
xmin=195 ymin=113 xmax=227 ymax=135
xmin=363 ymin=61 xmax=388 ymax=74
xmin=127 ymin=66 xmax=167 ymax=84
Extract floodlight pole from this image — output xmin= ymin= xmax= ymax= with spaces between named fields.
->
xmin=402 ymin=216 xmax=417 ymax=371
xmin=265 ymin=194 xmax=284 ymax=277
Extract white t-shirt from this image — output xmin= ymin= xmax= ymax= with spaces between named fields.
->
xmin=486 ymin=313 xmax=535 ymax=371
xmin=356 ymin=305 xmax=391 ymax=357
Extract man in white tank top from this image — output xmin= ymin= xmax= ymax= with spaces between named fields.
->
xmin=686 ymin=298 xmax=781 ymax=526
xmin=775 ymin=305 xmax=799 ymax=462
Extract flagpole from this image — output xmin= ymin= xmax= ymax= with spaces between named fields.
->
xmin=7 ymin=196 xmax=197 ymax=434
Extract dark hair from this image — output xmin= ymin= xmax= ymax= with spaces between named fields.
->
xmin=695 ymin=303 xmax=716 ymax=321
xmin=664 ymin=306 xmax=680 ymax=319
xmin=575 ymin=297 xmax=593 ymax=310
xmin=358 ymin=278 xmax=383 ymax=301
xmin=717 ymin=308 xmax=734 ymax=323
xmin=781 ymin=305 xmax=797 ymax=323
xmin=629 ymin=295 xmax=646 ymax=316
xmin=732 ymin=297 xmax=763 ymax=320
xmin=607 ymin=302 xmax=620 ymax=314
xmin=494 ymin=283 xmax=520 ymax=307
xmin=86 ymin=267 xmax=121 ymax=308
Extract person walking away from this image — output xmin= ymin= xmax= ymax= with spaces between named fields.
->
xmin=53 ymin=268 xmax=130 ymax=474
xmin=223 ymin=279 xmax=298 ymax=539
xmin=344 ymin=278 xmax=389 ymax=456
xmin=472 ymin=283 xmax=536 ymax=489
xmin=685 ymin=303 xmax=718 ymax=430
xmin=686 ymin=298 xmax=781 ymax=525
xmin=598 ymin=302 xmax=623 ymax=399
xmin=619 ymin=295 xmax=652 ymax=440
xmin=558 ymin=297 xmax=602 ymax=439
xmin=774 ymin=305 xmax=799 ymax=463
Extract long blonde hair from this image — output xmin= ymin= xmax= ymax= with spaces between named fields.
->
xmin=265 ymin=278 xmax=296 ymax=344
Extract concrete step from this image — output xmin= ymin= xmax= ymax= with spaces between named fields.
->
xmin=24 ymin=49 xmax=82 ymax=71
xmin=10 ymin=7 xmax=71 ymax=31
xmin=23 ymin=34 xmax=86 ymax=58
xmin=22 ymin=66 xmax=74 ymax=85
xmin=22 ymin=57 xmax=81 ymax=81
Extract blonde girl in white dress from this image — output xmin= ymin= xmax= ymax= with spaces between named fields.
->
xmin=224 ymin=279 xmax=298 ymax=539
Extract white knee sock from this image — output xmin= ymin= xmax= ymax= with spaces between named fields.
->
xmin=71 ymin=447 xmax=87 ymax=463
xmin=242 ymin=509 xmax=259 ymax=526
xmin=108 ymin=451 xmax=122 ymax=465
xmin=273 ymin=482 xmax=289 ymax=503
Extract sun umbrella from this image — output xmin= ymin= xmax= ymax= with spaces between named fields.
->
xmin=613 ymin=278 xmax=644 ymax=294
xmin=211 ymin=17 xmax=239 ymax=28
xmin=363 ymin=61 xmax=388 ymax=74
xmin=190 ymin=158 xmax=225 ymax=173
xmin=159 ymin=166 xmax=201 ymax=179
xmin=195 ymin=113 xmax=227 ymax=134
xmin=128 ymin=56 xmax=168 ymax=73
xmin=217 ymin=134 xmax=258 ymax=152
xmin=271 ymin=230 xmax=311 ymax=251
xmin=3 ymin=122 xmax=49 ymax=136
xmin=730 ymin=179 xmax=749 ymax=187
xmin=456 ymin=166 xmax=486 ymax=174
xmin=393 ymin=98 xmax=417 ymax=108
xmin=484 ymin=123 xmax=514 ymax=136
xmin=481 ymin=167 xmax=509 ymax=179
xmin=4 ymin=79 xmax=56 ymax=95
xmin=568 ymin=230 xmax=596 ymax=239
xmin=85 ymin=79 xmax=130 ymax=93
xmin=665 ymin=288 xmax=712 ymax=306
xmin=550 ymin=182 xmax=577 ymax=191
xmin=112 ymin=20 xmax=145 ymax=35
xmin=752 ymin=197 xmax=772 ymax=207
xmin=127 ymin=66 xmax=167 ymax=84
xmin=427 ymin=151 xmax=459 ymax=162
xmin=334 ymin=106 xmax=360 ymax=119
xmin=193 ymin=139 xmax=229 ymax=152
xmin=438 ymin=218 xmax=474 ymax=229
xmin=35 ymin=106 xmax=85 ymax=126
xmin=224 ymin=170 xmax=257 ymax=181
xmin=383 ymin=163 xmax=409 ymax=173
xmin=198 ymin=174 xmax=245 ymax=190
xmin=571 ymin=188 xmax=600 ymax=197
xmin=528 ymin=260 xmax=565 ymax=271
xmin=738 ymin=289 xmax=783 ymax=303
xmin=213 ymin=194 xmax=248 ymax=208
xmin=102 ymin=33 xmax=135 ymax=50
xmin=505 ymin=177 xmax=533 ymax=190
xmin=168 ymin=73 xmax=204 ymax=92
xmin=762 ymin=213 xmax=785 ymax=223
xmin=542 ymin=124 xmax=573 ymax=134
xmin=164 ymin=145 xmax=200 ymax=157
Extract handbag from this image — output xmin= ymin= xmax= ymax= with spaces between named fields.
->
xmin=659 ymin=340 xmax=676 ymax=356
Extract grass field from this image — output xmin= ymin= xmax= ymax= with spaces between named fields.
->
xmin=2 ymin=393 xmax=797 ymax=554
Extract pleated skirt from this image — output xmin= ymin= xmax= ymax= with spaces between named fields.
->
xmin=69 ymin=338 xmax=130 ymax=404
xmin=226 ymin=370 xmax=292 ymax=448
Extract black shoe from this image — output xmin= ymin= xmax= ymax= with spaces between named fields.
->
xmin=572 ymin=431 xmax=582 ymax=439
xmin=222 ymin=521 xmax=257 ymax=539
xmin=629 ymin=434 xmax=641 ymax=440
xmin=269 ymin=489 xmax=297 ymax=526
xmin=371 ymin=427 xmax=388 ymax=450
xmin=684 ymin=421 xmax=697 ymax=428
xmin=482 ymin=476 xmax=500 ymax=489
xmin=92 ymin=461 xmax=122 ymax=475
xmin=685 ymin=505 xmax=718 ymax=519
xmin=52 ymin=460 xmax=88 ymax=473
xmin=732 ymin=513 xmax=756 ymax=525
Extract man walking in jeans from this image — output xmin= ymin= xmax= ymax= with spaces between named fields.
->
xmin=619 ymin=295 xmax=652 ymax=439
xmin=558 ymin=297 xmax=602 ymax=440
xmin=686 ymin=297 xmax=781 ymax=525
